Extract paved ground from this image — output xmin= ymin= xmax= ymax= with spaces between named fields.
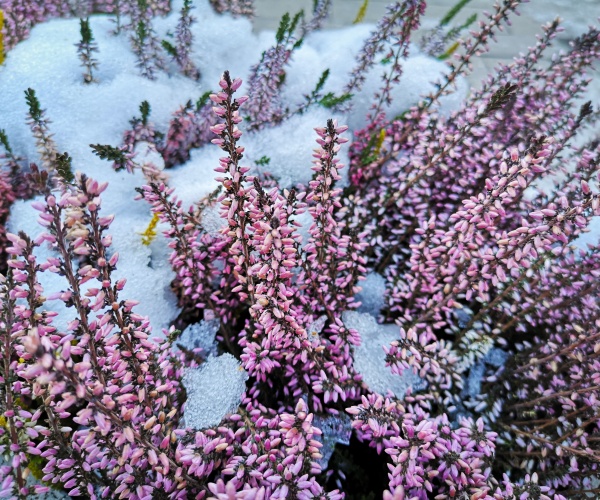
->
xmin=252 ymin=0 xmax=600 ymax=89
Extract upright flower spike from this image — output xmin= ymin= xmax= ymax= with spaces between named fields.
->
xmin=136 ymin=182 xmax=227 ymax=322
xmin=128 ymin=0 xmax=165 ymax=80
xmin=239 ymin=180 xmax=313 ymax=381
xmin=369 ymin=1 xmax=425 ymax=124
xmin=245 ymin=11 xmax=303 ymax=129
xmin=210 ymin=75 xmax=361 ymax=409
xmin=24 ymin=88 xmax=58 ymax=173
xmin=90 ymin=142 xmax=137 ymax=174
xmin=210 ymin=71 xmax=254 ymax=303
xmin=345 ymin=1 xmax=425 ymax=99
xmin=301 ymin=119 xmax=366 ymax=317
xmin=161 ymin=94 xmax=217 ymax=168
xmin=300 ymin=0 xmax=332 ymax=36
xmin=76 ymin=17 xmax=99 ymax=83
xmin=167 ymin=0 xmax=200 ymax=80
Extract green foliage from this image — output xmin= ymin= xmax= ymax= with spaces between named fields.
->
xmin=459 ymin=12 xmax=477 ymax=30
xmin=255 ymin=156 xmax=271 ymax=166
xmin=314 ymin=68 xmax=329 ymax=94
xmin=136 ymin=20 xmax=147 ymax=43
xmin=276 ymin=13 xmax=291 ymax=44
xmin=24 ymin=88 xmax=42 ymax=122
xmin=439 ymin=0 xmax=472 ymax=26
xmin=0 ymin=129 xmax=12 ymax=154
xmin=358 ymin=127 xmax=390 ymax=167
xmin=161 ymin=39 xmax=177 ymax=57
xmin=140 ymin=100 xmax=151 ymax=126
xmin=90 ymin=143 xmax=129 ymax=171
xmin=55 ymin=152 xmax=74 ymax=184
xmin=298 ymin=69 xmax=353 ymax=114
xmin=196 ymin=91 xmax=213 ymax=110
xmin=275 ymin=11 xmax=304 ymax=46
xmin=79 ymin=17 xmax=93 ymax=45
xmin=319 ymin=92 xmax=352 ymax=109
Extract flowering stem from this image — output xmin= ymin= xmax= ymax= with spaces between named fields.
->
xmin=0 ymin=269 xmax=25 ymax=495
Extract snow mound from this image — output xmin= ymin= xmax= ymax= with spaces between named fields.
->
xmin=177 ymin=318 xmax=220 ymax=356
xmin=181 ymin=353 xmax=248 ymax=430
xmin=355 ymin=272 xmax=387 ymax=316
xmin=343 ymin=311 xmax=423 ymax=398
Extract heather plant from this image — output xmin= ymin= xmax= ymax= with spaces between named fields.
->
xmin=162 ymin=0 xmax=201 ymax=80
xmin=419 ymin=0 xmax=478 ymax=59
xmin=208 ymin=0 xmax=253 ymax=18
xmin=77 ymin=17 xmax=99 ymax=83
xmin=0 ymin=0 xmax=599 ymax=499
xmin=128 ymin=0 xmax=166 ymax=79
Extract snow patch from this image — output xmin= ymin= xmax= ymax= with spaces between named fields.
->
xmin=181 ymin=353 xmax=248 ymax=430
xmin=343 ymin=311 xmax=423 ymax=398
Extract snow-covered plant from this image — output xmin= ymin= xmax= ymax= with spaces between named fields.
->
xmin=0 ymin=0 xmax=599 ymax=498
xmin=77 ymin=17 xmax=99 ymax=83
xmin=162 ymin=0 xmax=201 ymax=80
xmin=244 ymin=11 xmax=305 ymax=128
xmin=128 ymin=0 xmax=166 ymax=79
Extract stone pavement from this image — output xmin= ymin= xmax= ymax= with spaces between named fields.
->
xmin=252 ymin=0 xmax=600 ymax=89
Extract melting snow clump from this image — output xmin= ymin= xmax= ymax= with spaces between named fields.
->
xmin=177 ymin=318 xmax=220 ymax=357
xmin=313 ymin=413 xmax=352 ymax=468
xmin=343 ymin=310 xmax=424 ymax=398
xmin=355 ymin=272 xmax=387 ymax=316
xmin=181 ymin=354 xmax=248 ymax=430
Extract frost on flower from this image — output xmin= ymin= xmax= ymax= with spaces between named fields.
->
xmin=181 ymin=354 xmax=248 ymax=430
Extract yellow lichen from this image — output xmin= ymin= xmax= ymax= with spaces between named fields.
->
xmin=438 ymin=41 xmax=460 ymax=61
xmin=25 ymin=454 xmax=46 ymax=481
xmin=373 ymin=128 xmax=387 ymax=156
xmin=353 ymin=0 xmax=369 ymax=24
xmin=139 ymin=212 xmax=160 ymax=246
xmin=0 ymin=10 xmax=4 ymax=65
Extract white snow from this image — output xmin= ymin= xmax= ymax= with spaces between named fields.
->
xmin=355 ymin=272 xmax=387 ymax=316
xmin=176 ymin=317 xmax=220 ymax=356
xmin=167 ymin=144 xmax=222 ymax=212
xmin=181 ymin=353 xmax=249 ymax=430
xmin=343 ymin=310 xmax=424 ymax=398
xmin=313 ymin=413 xmax=352 ymax=468
xmin=244 ymin=106 xmax=350 ymax=189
